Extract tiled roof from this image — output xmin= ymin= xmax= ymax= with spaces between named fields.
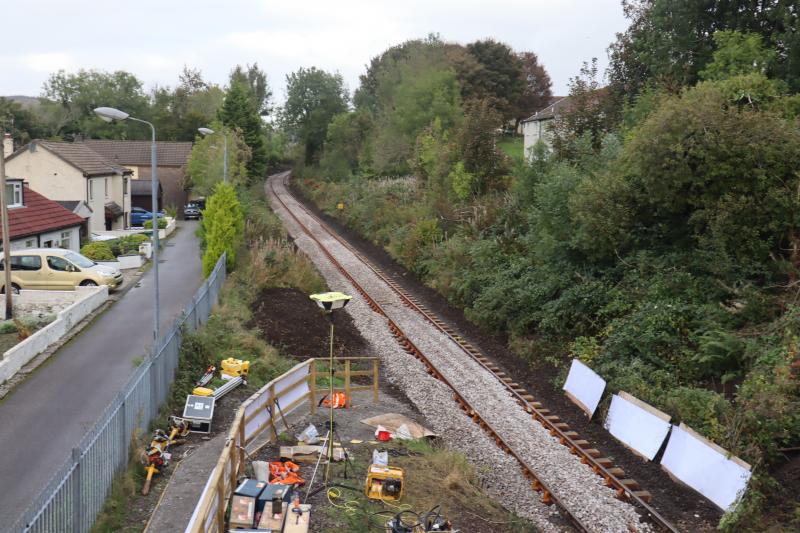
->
xmin=7 ymin=140 xmax=132 ymax=177
xmin=522 ymin=96 xmax=571 ymax=123
xmin=82 ymin=139 xmax=193 ymax=167
xmin=1 ymin=186 xmax=85 ymax=242
xmin=56 ymin=200 xmax=80 ymax=211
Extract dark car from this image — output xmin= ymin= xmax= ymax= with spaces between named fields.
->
xmin=183 ymin=202 xmax=202 ymax=220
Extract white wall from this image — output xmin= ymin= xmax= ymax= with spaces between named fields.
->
xmin=5 ymin=147 xmax=85 ymax=201
xmin=0 ymin=286 xmax=108 ymax=384
xmin=9 ymin=226 xmax=81 ymax=252
xmin=522 ymin=118 xmax=555 ymax=158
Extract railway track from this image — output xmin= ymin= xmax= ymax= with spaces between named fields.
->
xmin=269 ymin=172 xmax=680 ymax=533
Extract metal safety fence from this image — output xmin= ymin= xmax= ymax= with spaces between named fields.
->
xmin=9 ymin=253 xmax=227 ymax=533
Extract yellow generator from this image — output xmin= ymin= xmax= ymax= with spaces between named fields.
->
xmin=365 ymin=464 xmax=405 ymax=502
xmin=221 ymin=357 xmax=250 ymax=379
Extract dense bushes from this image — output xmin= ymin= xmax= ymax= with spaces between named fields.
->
xmin=80 ymin=241 xmax=115 ymax=261
xmin=298 ymin=69 xmax=800 ymax=519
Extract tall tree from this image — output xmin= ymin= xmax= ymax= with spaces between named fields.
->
xmin=150 ymin=67 xmax=225 ymax=141
xmin=0 ymin=97 xmax=45 ymax=145
xmin=218 ymin=80 xmax=269 ymax=180
xmin=229 ymin=63 xmax=273 ymax=116
xmin=463 ymin=39 xmax=525 ymax=121
xmin=186 ymin=122 xmax=250 ymax=195
xmin=40 ymin=69 xmax=150 ymax=139
xmin=282 ymin=67 xmax=348 ymax=165
xmin=609 ymin=0 xmax=800 ymax=98
xmin=514 ymin=52 xmax=553 ymax=127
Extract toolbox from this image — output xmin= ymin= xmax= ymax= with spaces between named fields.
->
xmin=230 ymin=479 xmax=268 ymax=529
xmin=182 ymin=394 xmax=215 ymax=433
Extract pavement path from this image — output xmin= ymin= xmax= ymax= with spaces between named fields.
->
xmin=0 ymin=221 xmax=202 ymax=523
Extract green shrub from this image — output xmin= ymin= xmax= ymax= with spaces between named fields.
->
xmin=202 ymin=182 xmax=244 ymax=276
xmin=144 ymin=218 xmax=167 ymax=229
xmin=107 ymin=234 xmax=149 ymax=256
xmin=80 ymin=241 xmax=115 ymax=261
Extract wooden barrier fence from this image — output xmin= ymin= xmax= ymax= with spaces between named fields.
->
xmin=186 ymin=356 xmax=380 ymax=533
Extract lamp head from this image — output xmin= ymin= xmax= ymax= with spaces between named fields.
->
xmin=310 ymin=292 xmax=352 ymax=312
xmin=198 ymin=127 xmax=215 ymax=136
xmin=93 ymin=107 xmax=130 ymax=123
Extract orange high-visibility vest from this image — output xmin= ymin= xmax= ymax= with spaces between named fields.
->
xmin=323 ymin=392 xmax=347 ymax=408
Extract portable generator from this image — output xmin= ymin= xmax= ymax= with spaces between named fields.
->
xmin=365 ymin=464 xmax=405 ymax=502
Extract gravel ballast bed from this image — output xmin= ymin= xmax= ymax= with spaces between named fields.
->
xmin=267 ymin=174 xmax=652 ymax=533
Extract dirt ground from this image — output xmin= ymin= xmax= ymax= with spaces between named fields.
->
xmin=291 ymin=182 xmax=723 ymax=532
xmin=252 ymin=390 xmax=535 ymax=533
xmin=248 ymin=287 xmax=367 ymax=359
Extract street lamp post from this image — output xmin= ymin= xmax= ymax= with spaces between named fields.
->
xmin=309 ymin=291 xmax=352 ymax=483
xmin=198 ymin=128 xmax=227 ymax=185
xmin=94 ymin=107 xmax=160 ymax=343
xmin=0 ymin=139 xmax=12 ymax=318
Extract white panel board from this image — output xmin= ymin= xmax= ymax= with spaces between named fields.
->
xmin=273 ymin=362 xmax=310 ymax=415
xmin=604 ymin=392 xmax=671 ymax=460
xmin=661 ymin=424 xmax=751 ymax=511
xmin=244 ymin=387 xmax=272 ymax=441
xmin=562 ymin=359 xmax=606 ymax=417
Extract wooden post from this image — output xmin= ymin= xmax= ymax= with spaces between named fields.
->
xmin=372 ymin=359 xmax=379 ymax=403
xmin=309 ymin=360 xmax=317 ymax=414
xmin=268 ymin=383 xmax=278 ymax=441
xmin=238 ymin=418 xmax=246 ymax=470
xmin=229 ymin=444 xmax=237 ymax=499
xmin=216 ymin=472 xmax=225 ymax=532
xmin=344 ymin=359 xmax=352 ymax=409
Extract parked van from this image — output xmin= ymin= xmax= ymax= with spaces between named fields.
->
xmin=0 ymin=248 xmax=123 ymax=292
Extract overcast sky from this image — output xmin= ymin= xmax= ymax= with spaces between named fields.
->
xmin=0 ymin=0 xmax=629 ymax=103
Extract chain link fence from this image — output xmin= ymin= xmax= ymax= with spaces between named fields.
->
xmin=9 ymin=253 xmax=227 ymax=533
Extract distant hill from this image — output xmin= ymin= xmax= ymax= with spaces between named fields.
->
xmin=3 ymin=95 xmax=40 ymax=108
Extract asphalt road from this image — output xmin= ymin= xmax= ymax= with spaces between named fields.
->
xmin=0 ymin=221 xmax=202 ymax=522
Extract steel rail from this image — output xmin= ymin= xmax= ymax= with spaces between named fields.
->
xmin=273 ymin=172 xmax=682 ymax=533
xmin=269 ymin=173 xmax=594 ymax=532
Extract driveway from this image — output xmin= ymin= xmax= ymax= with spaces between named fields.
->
xmin=0 ymin=221 xmax=203 ymax=523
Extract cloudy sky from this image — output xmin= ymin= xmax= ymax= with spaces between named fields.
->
xmin=0 ymin=0 xmax=629 ymax=103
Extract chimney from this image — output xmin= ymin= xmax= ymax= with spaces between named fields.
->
xmin=2 ymin=133 xmax=12 ymax=158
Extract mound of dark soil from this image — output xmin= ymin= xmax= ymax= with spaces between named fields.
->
xmin=248 ymin=287 xmax=366 ymax=359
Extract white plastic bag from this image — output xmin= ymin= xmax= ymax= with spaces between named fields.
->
xmin=295 ymin=424 xmax=319 ymax=444
xmin=395 ymin=424 xmax=412 ymax=440
xmin=372 ymin=449 xmax=388 ymax=466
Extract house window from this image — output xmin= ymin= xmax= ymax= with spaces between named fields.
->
xmin=25 ymin=239 xmax=35 ymax=248
xmin=5 ymin=182 xmax=22 ymax=208
xmin=60 ymin=230 xmax=71 ymax=250
xmin=89 ymin=180 xmax=94 ymax=200
xmin=123 ymin=177 xmax=128 ymax=195
xmin=104 ymin=178 xmax=109 ymax=198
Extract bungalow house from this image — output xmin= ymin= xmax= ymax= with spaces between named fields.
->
xmin=81 ymin=140 xmax=192 ymax=217
xmin=521 ymin=96 xmax=570 ymax=156
xmin=4 ymin=140 xmax=132 ymax=232
xmin=0 ymin=180 xmax=85 ymax=252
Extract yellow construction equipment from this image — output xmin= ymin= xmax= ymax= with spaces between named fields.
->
xmin=191 ymin=386 xmax=214 ymax=396
xmin=221 ymin=357 xmax=250 ymax=379
xmin=364 ymin=464 xmax=405 ymax=502
xmin=141 ymin=418 xmax=190 ymax=495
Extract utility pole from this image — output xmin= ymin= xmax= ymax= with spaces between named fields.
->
xmin=0 ymin=134 xmax=13 ymax=319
